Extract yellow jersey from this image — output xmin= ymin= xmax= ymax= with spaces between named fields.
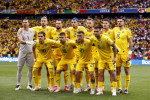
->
xmin=102 ymin=29 xmax=115 ymax=53
xmin=76 ymin=39 xmax=93 ymax=62
xmin=69 ymin=26 xmax=87 ymax=40
xmin=51 ymin=29 xmax=67 ymax=56
xmin=55 ymin=40 xmax=76 ymax=59
xmin=85 ymin=28 xmax=94 ymax=37
xmin=85 ymin=28 xmax=99 ymax=59
xmin=32 ymin=26 xmax=55 ymax=39
xmin=113 ymin=27 xmax=132 ymax=55
xmin=90 ymin=35 xmax=113 ymax=60
xmin=34 ymin=38 xmax=55 ymax=60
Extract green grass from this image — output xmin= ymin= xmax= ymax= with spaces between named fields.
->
xmin=0 ymin=62 xmax=150 ymax=100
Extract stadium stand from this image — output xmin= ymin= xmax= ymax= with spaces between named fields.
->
xmin=0 ymin=0 xmax=149 ymax=10
xmin=0 ymin=16 xmax=149 ymax=59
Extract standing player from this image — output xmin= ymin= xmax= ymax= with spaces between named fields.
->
xmin=101 ymin=18 xmax=117 ymax=92
xmin=51 ymin=19 xmax=69 ymax=90
xmin=32 ymin=31 xmax=55 ymax=92
xmin=54 ymin=32 xmax=76 ymax=92
xmin=114 ymin=17 xmax=133 ymax=94
xmin=32 ymin=16 xmax=55 ymax=89
xmin=66 ymin=17 xmax=87 ymax=90
xmin=84 ymin=18 xmax=99 ymax=92
xmin=15 ymin=19 xmax=36 ymax=90
xmin=91 ymin=26 xmax=117 ymax=96
xmin=74 ymin=31 xmax=95 ymax=94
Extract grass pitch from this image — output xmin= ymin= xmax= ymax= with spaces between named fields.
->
xmin=0 ymin=62 xmax=149 ymax=100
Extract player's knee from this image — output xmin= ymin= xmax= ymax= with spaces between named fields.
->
xmin=56 ymin=70 xmax=61 ymax=74
xmin=33 ymin=67 xmax=38 ymax=74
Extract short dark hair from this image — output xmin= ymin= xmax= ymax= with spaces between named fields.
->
xmin=77 ymin=31 xmax=84 ymax=35
xmin=38 ymin=31 xmax=45 ymax=37
xmin=118 ymin=16 xmax=125 ymax=22
xmin=56 ymin=19 xmax=63 ymax=22
xmin=103 ymin=18 xmax=111 ymax=23
xmin=94 ymin=26 xmax=101 ymax=30
xmin=59 ymin=32 xmax=66 ymax=36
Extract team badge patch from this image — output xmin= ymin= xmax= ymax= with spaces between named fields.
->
xmin=84 ymin=43 xmax=86 ymax=46
xmin=122 ymin=31 xmax=124 ymax=33
xmin=108 ymin=32 xmax=110 ymax=35
xmin=46 ymin=29 xmax=49 ymax=32
xmin=100 ymin=41 xmax=103 ymax=44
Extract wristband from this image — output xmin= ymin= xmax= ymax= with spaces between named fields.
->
xmin=129 ymin=50 xmax=132 ymax=54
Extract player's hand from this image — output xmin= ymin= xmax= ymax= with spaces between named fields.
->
xmin=75 ymin=38 xmax=79 ymax=43
xmin=127 ymin=54 xmax=132 ymax=61
xmin=112 ymin=57 xmax=116 ymax=64
xmin=26 ymin=41 xmax=35 ymax=45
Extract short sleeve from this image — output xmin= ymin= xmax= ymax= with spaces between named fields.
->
xmin=127 ymin=30 xmax=132 ymax=39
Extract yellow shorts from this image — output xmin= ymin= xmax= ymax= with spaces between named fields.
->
xmin=54 ymin=54 xmax=62 ymax=67
xmin=57 ymin=58 xmax=76 ymax=71
xmin=74 ymin=49 xmax=80 ymax=61
xmin=33 ymin=59 xmax=54 ymax=69
xmin=116 ymin=54 xmax=131 ymax=67
xmin=76 ymin=59 xmax=95 ymax=72
xmin=98 ymin=60 xmax=116 ymax=70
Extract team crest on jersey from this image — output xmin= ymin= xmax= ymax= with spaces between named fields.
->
xmin=46 ymin=29 xmax=49 ymax=32
xmin=100 ymin=41 xmax=103 ymax=44
xmin=108 ymin=32 xmax=110 ymax=35
xmin=122 ymin=31 xmax=124 ymax=33
xmin=45 ymin=44 xmax=48 ymax=47
xmin=84 ymin=43 xmax=86 ymax=46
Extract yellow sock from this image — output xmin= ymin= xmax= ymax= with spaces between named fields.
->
xmin=125 ymin=75 xmax=130 ymax=89
xmin=47 ymin=75 xmax=50 ymax=86
xmin=85 ymin=69 xmax=90 ymax=85
xmin=77 ymin=83 xmax=80 ymax=89
xmin=91 ymin=83 xmax=95 ymax=90
xmin=38 ymin=75 xmax=41 ymax=86
xmin=70 ymin=71 xmax=73 ymax=84
xmin=117 ymin=75 xmax=122 ymax=89
xmin=72 ymin=74 xmax=76 ymax=88
xmin=54 ymin=70 xmax=57 ymax=86
xmin=56 ymin=74 xmax=61 ymax=87
xmin=64 ymin=71 xmax=69 ymax=86
xmin=80 ymin=71 xmax=83 ymax=85
xmin=33 ymin=67 xmax=38 ymax=87
xmin=111 ymin=82 xmax=113 ymax=87
xmin=49 ymin=70 xmax=54 ymax=87
xmin=102 ymin=82 xmax=104 ymax=87
xmin=98 ymin=82 xmax=103 ymax=89
xmin=113 ymin=81 xmax=117 ymax=89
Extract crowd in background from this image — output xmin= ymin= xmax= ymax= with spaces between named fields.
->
xmin=0 ymin=15 xmax=150 ymax=59
xmin=0 ymin=0 xmax=149 ymax=10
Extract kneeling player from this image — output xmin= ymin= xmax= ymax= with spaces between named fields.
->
xmin=74 ymin=31 xmax=95 ymax=94
xmin=54 ymin=32 xmax=77 ymax=92
xmin=32 ymin=31 xmax=55 ymax=92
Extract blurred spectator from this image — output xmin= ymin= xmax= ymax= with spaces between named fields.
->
xmin=0 ymin=16 xmax=149 ymax=59
xmin=0 ymin=0 xmax=149 ymax=10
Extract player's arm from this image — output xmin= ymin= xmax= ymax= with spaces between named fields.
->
xmin=17 ymin=28 xmax=26 ymax=44
xmin=128 ymin=38 xmax=133 ymax=61
xmin=111 ymin=43 xmax=117 ymax=64
xmin=33 ymin=44 xmax=37 ymax=62
xmin=66 ymin=28 xmax=70 ymax=38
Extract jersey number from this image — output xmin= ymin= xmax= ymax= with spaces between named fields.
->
xmin=116 ymin=34 xmax=120 ymax=39
xmin=63 ymin=49 xmax=67 ymax=53
xmin=41 ymin=49 xmax=46 ymax=53
xmin=74 ymin=33 xmax=76 ymax=37
xmin=80 ymin=48 xmax=84 ymax=53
